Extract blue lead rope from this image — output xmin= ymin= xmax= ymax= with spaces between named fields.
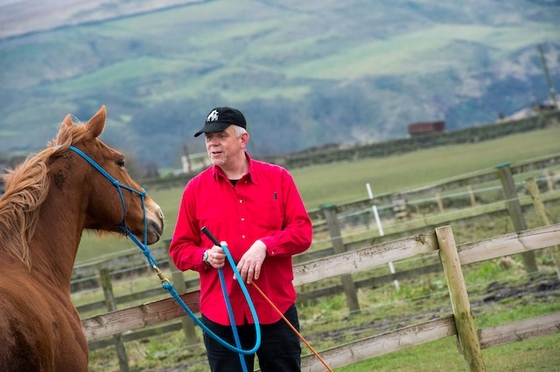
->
xmin=148 ymin=237 xmax=260 ymax=372
xmin=201 ymin=227 xmax=262 ymax=370
xmin=68 ymin=145 xmax=261 ymax=370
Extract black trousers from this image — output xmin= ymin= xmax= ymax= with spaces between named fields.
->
xmin=201 ymin=304 xmax=301 ymax=372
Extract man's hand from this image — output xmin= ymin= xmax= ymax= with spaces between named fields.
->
xmin=205 ymin=242 xmax=227 ymax=268
xmin=237 ymin=240 xmax=267 ymax=284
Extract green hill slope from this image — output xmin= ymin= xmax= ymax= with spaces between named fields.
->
xmin=0 ymin=0 xmax=559 ymax=168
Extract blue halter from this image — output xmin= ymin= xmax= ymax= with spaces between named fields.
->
xmin=68 ymin=146 xmax=152 ymax=255
xmin=68 ymin=145 xmax=261 ymax=368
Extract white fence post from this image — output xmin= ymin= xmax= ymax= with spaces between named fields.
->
xmin=367 ymin=183 xmax=399 ymax=291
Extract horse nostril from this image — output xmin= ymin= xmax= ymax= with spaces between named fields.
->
xmin=150 ymin=219 xmax=163 ymax=236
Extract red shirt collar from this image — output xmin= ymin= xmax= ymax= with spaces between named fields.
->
xmin=210 ymin=152 xmax=258 ymax=185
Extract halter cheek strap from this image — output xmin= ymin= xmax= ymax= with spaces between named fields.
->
xmin=68 ymin=146 xmax=155 ymax=264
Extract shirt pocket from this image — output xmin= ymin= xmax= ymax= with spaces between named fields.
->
xmin=254 ymin=199 xmax=283 ymax=231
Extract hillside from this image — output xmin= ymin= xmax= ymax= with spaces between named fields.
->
xmin=0 ymin=0 xmax=201 ymax=40
xmin=0 ymin=0 xmax=559 ymax=169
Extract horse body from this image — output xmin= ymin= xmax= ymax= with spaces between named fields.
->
xmin=0 ymin=260 xmax=87 ymax=371
xmin=0 ymin=106 xmax=164 ymax=372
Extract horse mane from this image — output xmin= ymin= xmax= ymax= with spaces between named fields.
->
xmin=0 ymin=118 xmax=90 ymax=268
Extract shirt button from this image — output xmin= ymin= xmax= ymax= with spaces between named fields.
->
xmin=241 ymin=218 xmax=245 ymax=222
xmin=239 ymin=199 xmax=243 ymax=203
xmin=242 ymin=235 xmax=246 ymax=239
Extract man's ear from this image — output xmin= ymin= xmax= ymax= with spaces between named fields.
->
xmin=240 ymin=132 xmax=250 ymax=148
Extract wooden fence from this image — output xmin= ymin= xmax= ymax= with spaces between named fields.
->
xmin=306 ymin=151 xmax=560 ymax=223
xmin=82 ymin=222 xmax=560 ymax=371
xmin=74 ymin=186 xmax=560 ymax=320
xmin=70 ymin=154 xmax=560 ymax=293
xmin=77 ymin=161 xmax=560 ymax=370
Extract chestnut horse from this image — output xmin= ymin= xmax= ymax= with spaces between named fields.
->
xmin=0 ymin=106 xmax=164 ymax=372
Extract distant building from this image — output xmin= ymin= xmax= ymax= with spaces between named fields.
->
xmin=178 ymin=152 xmax=208 ymax=174
xmin=407 ymin=121 xmax=445 ymax=136
xmin=531 ymin=103 xmax=558 ymax=112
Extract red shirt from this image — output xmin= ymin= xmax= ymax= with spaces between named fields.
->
xmin=169 ymin=153 xmax=312 ymax=325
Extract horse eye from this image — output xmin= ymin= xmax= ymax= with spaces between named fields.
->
xmin=117 ymin=158 xmax=125 ymax=168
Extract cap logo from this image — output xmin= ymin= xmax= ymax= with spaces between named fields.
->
xmin=207 ymin=109 xmax=219 ymax=122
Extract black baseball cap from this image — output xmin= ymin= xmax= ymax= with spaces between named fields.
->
xmin=194 ymin=107 xmax=247 ymax=137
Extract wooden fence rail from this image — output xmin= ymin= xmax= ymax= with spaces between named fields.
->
xmin=71 ymin=182 xmax=560 ymax=298
xmin=77 ymin=161 xmax=560 ymax=370
xmin=76 ymin=189 xmax=559 ymax=316
xmin=82 ymin=223 xmax=560 ymax=371
xmin=77 ymin=183 xmax=560 ymax=334
xmin=305 ymin=151 xmax=560 ymax=222
xmin=304 ymin=312 xmax=560 ymax=371
xmin=70 ymin=153 xmax=560 ymax=291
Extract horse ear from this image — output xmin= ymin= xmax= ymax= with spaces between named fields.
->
xmin=86 ymin=105 xmax=107 ymax=139
xmin=61 ymin=114 xmax=73 ymax=128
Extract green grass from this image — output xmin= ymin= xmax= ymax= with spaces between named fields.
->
xmin=81 ymin=166 xmax=560 ymax=371
xmin=78 ymin=125 xmax=560 ymax=371
xmin=332 ymin=295 xmax=560 ymax=372
xmin=288 ymin=23 xmax=560 ymax=78
xmin=86 ymin=261 xmax=560 ymax=371
xmin=291 ymin=126 xmax=560 ymax=209
xmin=335 ymin=334 xmax=560 ymax=372
xmin=49 ymin=57 xmax=187 ymax=94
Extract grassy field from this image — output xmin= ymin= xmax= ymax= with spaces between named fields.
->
xmin=336 ymin=334 xmax=560 ymax=371
xmin=87 ymin=260 xmax=560 ymax=371
xmin=79 ymin=125 xmax=560 ymax=371
xmin=330 ymin=259 xmax=560 ymax=371
xmin=75 ymin=125 xmax=560 ymax=264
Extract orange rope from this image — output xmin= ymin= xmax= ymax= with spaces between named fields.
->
xmin=252 ymin=282 xmax=333 ymax=372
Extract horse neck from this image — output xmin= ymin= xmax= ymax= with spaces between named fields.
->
xmin=28 ymin=184 xmax=86 ymax=290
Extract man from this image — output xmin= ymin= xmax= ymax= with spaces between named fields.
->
xmin=169 ymin=106 xmax=313 ymax=371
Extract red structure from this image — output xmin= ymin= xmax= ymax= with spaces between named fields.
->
xmin=407 ymin=120 xmax=445 ymax=136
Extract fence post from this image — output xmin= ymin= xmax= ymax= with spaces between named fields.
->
xmin=164 ymin=238 xmax=200 ymax=346
xmin=436 ymin=226 xmax=486 ymax=372
xmin=392 ymin=198 xmax=411 ymax=221
xmin=436 ymin=192 xmax=445 ymax=213
xmin=467 ymin=185 xmax=477 ymax=207
xmin=322 ymin=204 xmax=360 ymax=312
xmin=366 ymin=183 xmax=384 ymax=236
xmin=495 ymin=162 xmax=539 ymax=273
xmin=544 ymin=170 xmax=554 ymax=192
xmin=526 ymin=177 xmax=560 ymax=280
xmin=366 ymin=183 xmax=399 ymax=291
xmin=171 ymin=265 xmax=199 ymax=346
xmin=99 ymin=267 xmax=129 ymax=372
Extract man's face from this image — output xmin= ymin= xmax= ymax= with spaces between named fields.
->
xmin=204 ymin=125 xmax=244 ymax=167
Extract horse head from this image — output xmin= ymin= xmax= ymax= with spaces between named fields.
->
xmin=53 ymin=105 xmax=164 ymax=245
xmin=0 ymin=106 xmax=165 ymax=372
